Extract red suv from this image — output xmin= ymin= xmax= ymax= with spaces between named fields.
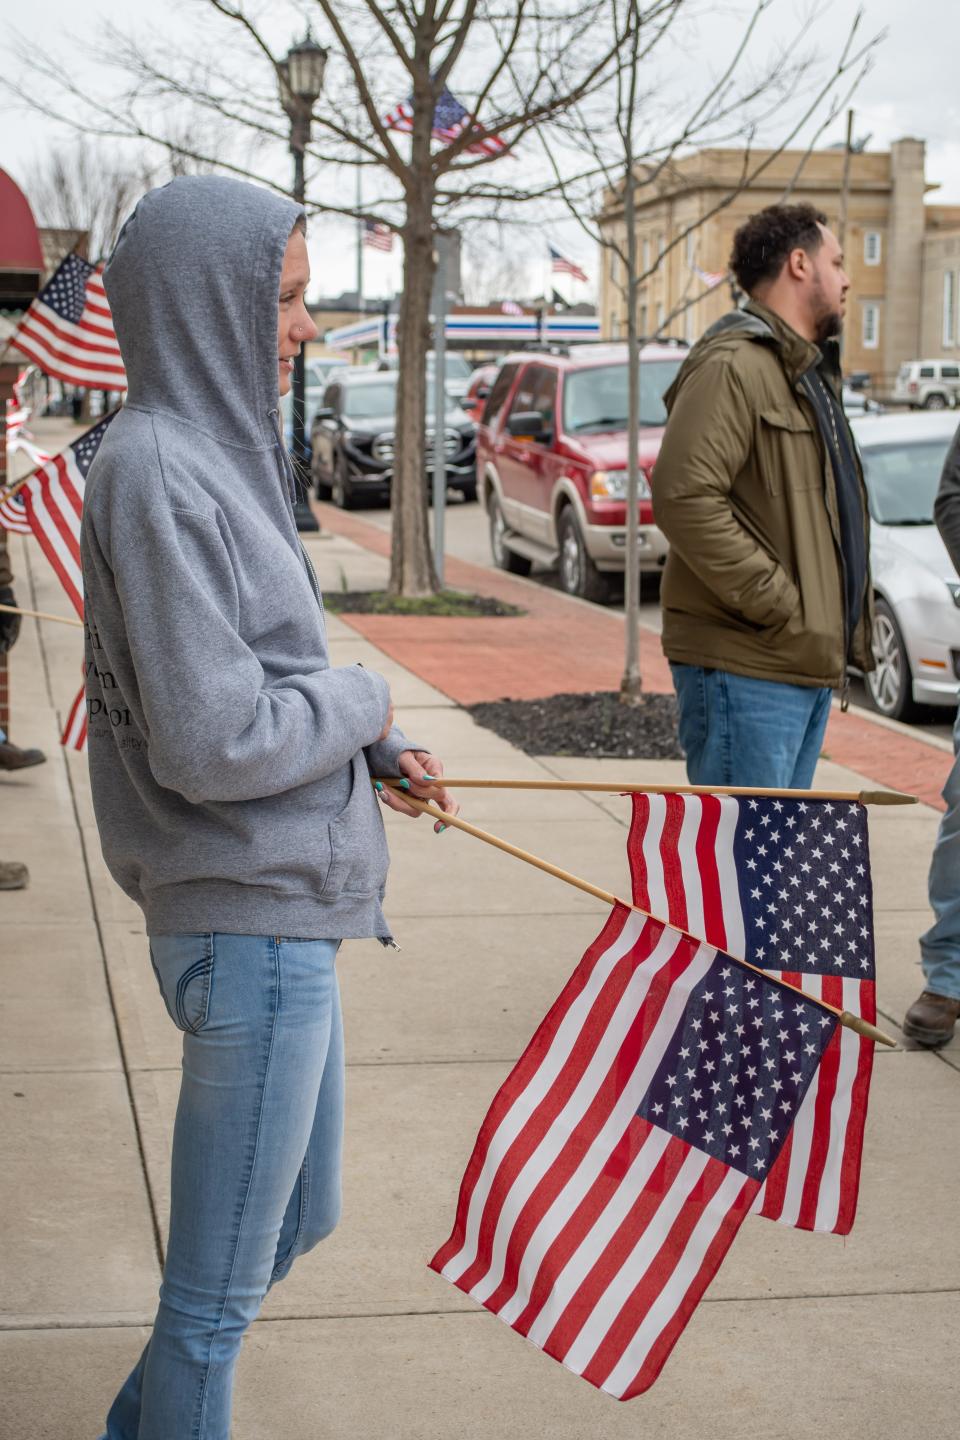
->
xmin=477 ymin=342 xmax=686 ymax=601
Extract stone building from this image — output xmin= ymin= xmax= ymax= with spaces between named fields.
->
xmin=598 ymin=137 xmax=955 ymax=388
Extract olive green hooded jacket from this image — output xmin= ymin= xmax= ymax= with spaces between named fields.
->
xmin=652 ymin=299 xmax=872 ymax=689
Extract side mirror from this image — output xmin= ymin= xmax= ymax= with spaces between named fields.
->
xmin=506 ymin=410 xmax=549 ymax=442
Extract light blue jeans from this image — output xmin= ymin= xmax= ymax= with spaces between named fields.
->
xmin=101 ymin=933 xmax=344 ymax=1440
xmin=670 ymin=664 xmax=833 ymax=790
xmin=920 ymin=705 xmax=960 ymax=1000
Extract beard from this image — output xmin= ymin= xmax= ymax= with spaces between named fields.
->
xmin=810 ymin=275 xmax=843 ymax=345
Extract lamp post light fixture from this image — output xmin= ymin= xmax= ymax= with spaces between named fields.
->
xmin=278 ymin=30 xmax=328 ymax=532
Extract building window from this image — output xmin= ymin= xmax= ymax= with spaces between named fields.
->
xmin=684 ymin=305 xmax=695 ymax=343
xmin=610 ymin=313 xmax=621 ymax=340
xmin=657 ymin=232 xmax=666 ymax=258
xmin=610 ymin=247 xmax=620 ymax=285
xmin=862 ymin=302 xmax=880 ymax=349
xmin=685 ymin=230 xmax=696 ymax=265
xmin=864 ymin=231 xmax=882 ymax=266
xmin=656 ymin=302 xmax=665 ymax=333
xmin=639 ymin=303 xmax=648 ymax=336
xmin=943 ymin=270 xmax=956 ymax=347
xmin=642 ymin=237 xmax=651 ymax=272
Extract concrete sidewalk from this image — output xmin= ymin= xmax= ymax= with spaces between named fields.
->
xmin=2 ymin=509 xmax=958 ymax=1438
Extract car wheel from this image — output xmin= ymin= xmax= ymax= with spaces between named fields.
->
xmin=557 ymin=507 xmax=614 ymax=603
xmin=489 ymin=494 xmax=532 ymax=574
xmin=923 ymin=393 xmax=948 ymax=410
xmin=866 ymin=599 xmax=921 ymax=721
xmin=332 ymin=454 xmax=355 ymax=510
xmin=313 ymin=464 xmax=332 ymax=500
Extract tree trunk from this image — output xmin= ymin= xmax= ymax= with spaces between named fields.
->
xmin=390 ymin=178 xmax=438 ymax=596
xmin=620 ymin=155 xmax=643 ymax=705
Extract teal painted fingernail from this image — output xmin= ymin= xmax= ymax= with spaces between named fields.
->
xmin=435 ymin=822 xmax=447 ymax=833
xmin=374 ymin=781 xmax=384 ymax=792
xmin=398 ymin=778 xmax=411 ymax=789
xmin=422 ymin=772 xmax=436 ymax=780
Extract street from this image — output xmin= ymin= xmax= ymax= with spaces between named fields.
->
xmin=355 ymin=494 xmax=957 ymax=746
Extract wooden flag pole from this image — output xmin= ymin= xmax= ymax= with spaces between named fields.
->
xmin=379 ymin=777 xmax=917 ymax=807
xmin=380 ymin=782 xmax=897 ymax=1049
xmin=0 ymin=602 xmax=83 ymax=629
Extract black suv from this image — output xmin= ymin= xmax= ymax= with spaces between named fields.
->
xmin=310 ymin=371 xmax=477 ymax=508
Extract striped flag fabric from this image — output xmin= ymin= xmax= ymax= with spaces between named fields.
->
xmin=431 ymin=906 xmax=837 ymax=1398
xmin=17 ymin=414 xmax=117 ymax=619
xmin=691 ymin=263 xmax=728 ymax=288
xmin=383 ymin=85 xmax=508 ymax=157
xmin=60 ymin=679 xmax=88 ymax=752
xmin=549 ymin=245 xmax=588 ymax=284
xmin=628 ymin=792 xmax=875 ymax=1235
xmin=0 ymin=490 xmax=32 ymax=536
xmin=10 ymin=253 xmax=127 ymax=392
xmin=363 ymin=220 xmax=395 ymax=252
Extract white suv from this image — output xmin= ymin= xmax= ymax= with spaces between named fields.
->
xmin=893 ymin=359 xmax=960 ymax=410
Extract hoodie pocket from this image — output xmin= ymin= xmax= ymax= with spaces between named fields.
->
xmin=321 ymin=754 xmax=391 ymax=899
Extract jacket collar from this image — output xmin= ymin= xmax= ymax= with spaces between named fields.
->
xmin=742 ymin=298 xmax=827 ymax=382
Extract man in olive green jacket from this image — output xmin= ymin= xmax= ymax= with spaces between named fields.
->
xmin=653 ymin=203 xmax=872 ymax=788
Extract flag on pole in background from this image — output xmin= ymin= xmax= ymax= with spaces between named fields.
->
xmin=549 ymin=245 xmax=588 ymax=284
xmin=431 ymin=906 xmax=837 ymax=1398
xmin=500 ymin=300 xmax=524 ymax=316
xmin=691 ymin=263 xmax=728 ymax=288
xmin=10 ymin=254 xmax=126 ymax=392
xmin=363 ymin=220 xmax=395 ymax=252
xmin=383 ymin=85 xmax=509 ymax=157
xmin=628 ymin=792 xmax=875 ymax=1235
xmin=0 ymin=491 xmax=31 ymax=536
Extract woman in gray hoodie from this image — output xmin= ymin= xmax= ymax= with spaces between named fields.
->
xmin=81 ymin=175 xmax=456 ymax=1440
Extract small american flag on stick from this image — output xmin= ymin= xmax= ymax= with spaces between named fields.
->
xmin=11 ymin=254 xmax=127 ymax=392
xmin=628 ymin=792 xmax=875 ymax=1235
xmin=383 ymin=85 xmax=508 ymax=157
xmin=431 ymin=906 xmax=837 ymax=1397
xmin=363 ymin=220 xmax=395 ymax=253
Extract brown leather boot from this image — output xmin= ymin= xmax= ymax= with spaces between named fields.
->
xmin=903 ymin=991 xmax=960 ymax=1047
xmin=0 ymin=740 xmax=46 ymax=770
xmin=0 ymin=860 xmax=29 ymax=890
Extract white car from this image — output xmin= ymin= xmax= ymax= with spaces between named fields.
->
xmin=851 ymin=411 xmax=960 ymax=720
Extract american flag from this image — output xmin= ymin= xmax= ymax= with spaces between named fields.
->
xmin=500 ymin=300 xmax=524 ymax=316
xmin=383 ymin=85 xmax=508 ymax=157
xmin=60 ymin=675 xmax=88 ymax=752
xmin=18 ymin=414 xmax=116 ymax=619
xmin=691 ymin=263 xmax=728 ymax=288
xmin=11 ymin=253 xmax=127 ymax=392
xmin=0 ymin=491 xmax=31 ymax=536
xmin=431 ymin=907 xmax=836 ymax=1398
xmin=363 ymin=220 xmax=395 ymax=253
xmin=549 ymin=245 xmax=588 ymax=284
xmin=628 ymin=792 xmax=875 ymax=1235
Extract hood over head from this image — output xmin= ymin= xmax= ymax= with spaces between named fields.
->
xmin=104 ymin=175 xmax=303 ymax=448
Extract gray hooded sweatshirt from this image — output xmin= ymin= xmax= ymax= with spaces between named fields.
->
xmin=80 ymin=175 xmax=414 ymax=940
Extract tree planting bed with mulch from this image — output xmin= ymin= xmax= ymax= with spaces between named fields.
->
xmin=323 ymin=589 xmax=524 ymax=618
xmin=467 ymin=690 xmax=684 ymax=759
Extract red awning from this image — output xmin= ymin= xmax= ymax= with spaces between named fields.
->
xmin=0 ymin=169 xmax=42 ymax=271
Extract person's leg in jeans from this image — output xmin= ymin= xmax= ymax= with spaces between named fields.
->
xmin=670 ymin=664 xmax=832 ymax=789
xmin=905 ymin=706 xmax=960 ymax=1043
xmin=101 ymin=934 xmax=344 ymax=1440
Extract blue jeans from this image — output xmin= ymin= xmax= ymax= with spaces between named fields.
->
xmin=670 ymin=664 xmax=833 ymax=789
xmin=920 ymin=705 xmax=960 ymax=1000
xmin=102 ymin=934 xmax=344 ymax=1440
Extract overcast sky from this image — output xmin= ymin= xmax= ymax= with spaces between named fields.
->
xmin=3 ymin=0 xmax=958 ymax=302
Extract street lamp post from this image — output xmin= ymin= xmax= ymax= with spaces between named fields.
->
xmin=279 ymin=31 xmax=328 ymax=533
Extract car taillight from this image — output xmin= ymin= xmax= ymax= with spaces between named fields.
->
xmin=908 ymin=381 xmax=918 ymax=394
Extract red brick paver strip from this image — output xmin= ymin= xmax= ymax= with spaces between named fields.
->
xmin=315 ymin=502 xmax=952 ymax=809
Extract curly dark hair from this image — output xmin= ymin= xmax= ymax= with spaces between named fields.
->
xmin=729 ymin=203 xmax=828 ymax=295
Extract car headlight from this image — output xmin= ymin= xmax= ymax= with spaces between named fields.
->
xmin=589 ymin=469 xmax=651 ymax=501
xmin=372 ymin=433 xmax=395 ymax=462
xmin=947 ymin=581 xmax=960 ymax=609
